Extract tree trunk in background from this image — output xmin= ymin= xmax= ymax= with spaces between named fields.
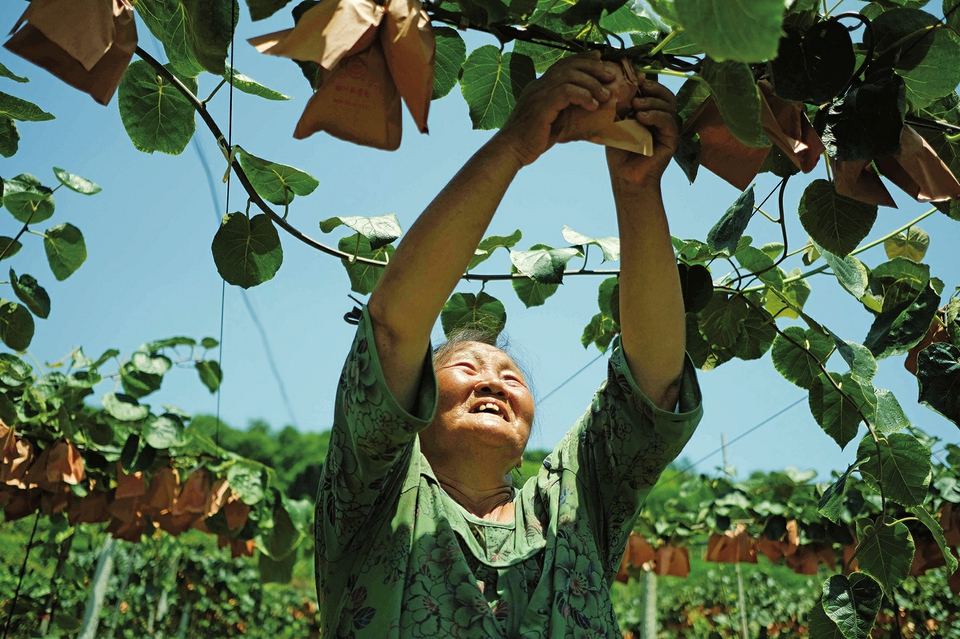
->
xmin=640 ymin=569 xmax=657 ymax=639
xmin=78 ymin=536 xmax=117 ymax=639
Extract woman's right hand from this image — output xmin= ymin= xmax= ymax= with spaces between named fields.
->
xmin=495 ymin=51 xmax=618 ymax=166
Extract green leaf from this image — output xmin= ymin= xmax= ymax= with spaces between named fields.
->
xmin=469 ymin=229 xmax=523 ymax=271
xmin=884 ymin=226 xmax=929 ymax=262
xmin=440 ymin=292 xmax=507 ymax=339
xmin=916 ymin=342 xmax=960 ymax=425
xmin=867 ymin=257 xmax=930 ymax=312
xmin=872 ymin=10 xmax=960 ymax=108
xmin=581 ymin=312 xmax=619 ymax=353
xmin=561 ymin=226 xmax=620 ymax=262
xmin=799 ymin=180 xmax=878 ymax=258
xmin=120 ymin=363 xmax=163 ymax=399
xmin=675 ymin=0 xmax=785 ymax=62
xmin=872 ymin=388 xmax=910 ymax=434
xmin=224 ymin=64 xmax=291 ymax=100
xmin=118 ymin=61 xmax=197 ymax=155
xmin=336 ymin=234 xmax=393 ymax=295
xmin=699 ymin=292 xmax=750 ymax=350
xmin=258 ymin=546 xmax=297 ymax=583
xmin=212 ymin=213 xmax=283 ymax=288
xmin=510 ymin=245 xmax=581 ymax=284
xmin=771 ymin=326 xmax=833 ymax=390
xmin=771 ymin=20 xmax=856 ymax=103
xmin=765 ymin=272 xmax=811 ymax=320
xmin=828 ymin=334 xmax=877 ymax=383
xmin=678 ymin=263 xmax=712 ymax=314
xmin=597 ymin=276 xmax=620 ymax=325
xmin=9 ymin=270 xmax=50 ymax=319
xmin=134 ymin=0 xmax=238 ymax=77
xmin=735 ymin=246 xmax=783 ymax=289
xmin=0 ymin=237 xmax=22 ymax=261
xmin=0 ymin=299 xmax=34 ymax=351
xmin=237 ymin=148 xmax=319 ymax=206
xmin=857 ymin=433 xmax=932 ymax=507
xmin=144 ymin=413 xmax=185 ymax=449
xmin=0 ymin=62 xmax=28 ymax=83
xmin=822 ymin=573 xmax=882 ymax=639
xmin=43 ymin=223 xmax=87 ymax=281
xmin=512 ymin=267 xmax=559 ymax=308
xmin=131 ymin=352 xmax=173 ymax=375
xmin=460 ymin=46 xmax=536 ymax=130
xmin=103 ymin=392 xmax=150 ymax=422
xmin=818 ymin=462 xmax=859 ymax=524
xmin=0 ymin=91 xmax=54 ymax=122
xmin=863 ymin=284 xmax=940 ymax=358
xmin=0 ymin=116 xmax=19 ymax=158
xmin=905 ymin=503 xmax=959 ymax=577
xmin=818 ymin=74 xmax=906 ymax=161
xmin=320 ymin=214 xmax=401 ymax=250
xmin=808 ymin=602 xmax=846 ymax=639
xmin=600 ymin=4 xmax=659 ymax=32
xmin=821 ymin=248 xmax=869 ymax=300
xmin=433 ymin=28 xmax=467 ymax=100
xmin=144 ymin=336 xmax=196 ymax=351
xmin=2 ymin=174 xmax=54 ymax=224
xmin=734 ymin=302 xmax=776 ymax=361
xmin=706 ymin=186 xmax=755 ymax=254
xmin=52 ymin=168 xmax=101 ymax=195
xmin=227 ymin=462 xmax=265 ymax=505
xmin=855 ymin=517 xmax=914 ymax=595
xmin=201 ymin=337 xmax=219 ymax=349
xmin=196 ymin=360 xmax=222 ymax=393
xmin=700 ymin=59 xmax=768 ymax=147
xmin=809 ymin=372 xmax=875 ymax=449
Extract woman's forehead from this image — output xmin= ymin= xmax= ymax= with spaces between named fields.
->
xmin=438 ymin=341 xmax=519 ymax=369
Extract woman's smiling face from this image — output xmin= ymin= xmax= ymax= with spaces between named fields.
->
xmin=427 ymin=341 xmax=535 ymax=460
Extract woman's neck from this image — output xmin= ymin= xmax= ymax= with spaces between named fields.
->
xmin=432 ymin=469 xmax=516 ymax=522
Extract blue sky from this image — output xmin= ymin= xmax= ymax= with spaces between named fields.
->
xmin=1 ymin=2 xmax=956 ymax=482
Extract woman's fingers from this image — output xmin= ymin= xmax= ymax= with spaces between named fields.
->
xmin=638 ymin=78 xmax=677 ymax=107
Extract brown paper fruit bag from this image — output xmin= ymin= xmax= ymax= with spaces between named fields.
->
xmin=551 ymin=59 xmax=653 ymax=156
xmin=381 ymin=0 xmax=434 ymax=133
xmin=294 ymin=40 xmax=402 ymax=150
xmin=5 ymin=0 xmax=137 ymax=105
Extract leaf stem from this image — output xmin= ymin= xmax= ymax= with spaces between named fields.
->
xmin=203 ymin=78 xmax=228 ymax=104
xmin=648 ymin=30 xmax=679 ymax=57
xmin=743 ymin=207 xmax=938 ymax=293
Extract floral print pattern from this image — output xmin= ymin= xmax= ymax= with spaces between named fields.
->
xmin=315 ymin=307 xmax=702 ymax=638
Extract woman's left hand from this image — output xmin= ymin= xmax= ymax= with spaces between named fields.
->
xmin=606 ymin=78 xmax=679 ymax=190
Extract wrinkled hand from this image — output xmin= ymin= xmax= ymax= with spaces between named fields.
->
xmin=495 ymin=51 xmax=617 ymax=166
xmin=606 ymin=78 xmax=678 ymax=189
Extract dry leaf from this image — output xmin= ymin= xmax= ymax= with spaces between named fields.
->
xmin=381 ymin=0 xmax=433 ymax=133
xmin=553 ymin=60 xmax=652 ymax=156
xmin=293 ymin=40 xmax=402 ymax=149
xmin=4 ymin=0 xmax=137 ymax=105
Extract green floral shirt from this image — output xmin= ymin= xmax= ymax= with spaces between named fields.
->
xmin=315 ymin=307 xmax=703 ymax=638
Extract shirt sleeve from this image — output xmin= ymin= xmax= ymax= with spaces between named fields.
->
xmin=315 ymin=306 xmax=437 ymax=562
xmin=546 ymin=346 xmax=703 ymax=580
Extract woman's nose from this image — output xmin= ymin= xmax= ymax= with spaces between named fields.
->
xmin=477 ymin=380 xmax=507 ymax=397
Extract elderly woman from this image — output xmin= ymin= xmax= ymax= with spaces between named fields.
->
xmin=315 ymin=53 xmax=703 ymax=638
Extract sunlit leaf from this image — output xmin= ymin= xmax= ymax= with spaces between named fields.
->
xmin=460 ymin=46 xmax=535 ymax=130
xmin=700 ymin=59 xmax=768 ymax=148
xmin=469 ymin=229 xmax=522 ymax=271
xmin=884 ymin=226 xmax=929 ymax=262
xmin=771 ymin=326 xmax=833 ymax=390
xmin=239 ymin=148 xmax=319 ymax=206
xmin=320 ymin=214 xmax=401 ymax=250
xmin=441 ymin=291 xmax=507 ymax=338
xmin=224 ymin=64 xmax=291 ymax=100
xmin=336 ymin=234 xmax=393 ymax=295
xmin=135 ymin=0 xmax=239 ymax=77
xmin=0 ymin=91 xmax=54 ymax=122
xmin=510 ymin=245 xmax=581 ymax=284
xmin=857 ymin=432 xmax=931 ymax=507
xmin=561 ymin=226 xmax=620 ymax=262
xmin=103 ymin=392 xmax=150 ymax=422
xmin=433 ymin=28 xmax=467 ymax=100
xmin=52 ymin=168 xmax=101 ymax=195
xmin=118 ymin=61 xmax=197 ymax=155
xmin=2 ymin=174 xmax=54 ymax=224
xmin=675 ymin=0 xmax=785 ymax=62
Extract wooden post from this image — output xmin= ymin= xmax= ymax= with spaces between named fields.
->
xmin=78 ymin=536 xmax=117 ymax=639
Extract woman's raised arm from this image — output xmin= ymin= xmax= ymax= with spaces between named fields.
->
xmin=605 ymin=79 xmax=686 ymax=410
xmin=368 ymin=53 xmax=616 ymax=412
